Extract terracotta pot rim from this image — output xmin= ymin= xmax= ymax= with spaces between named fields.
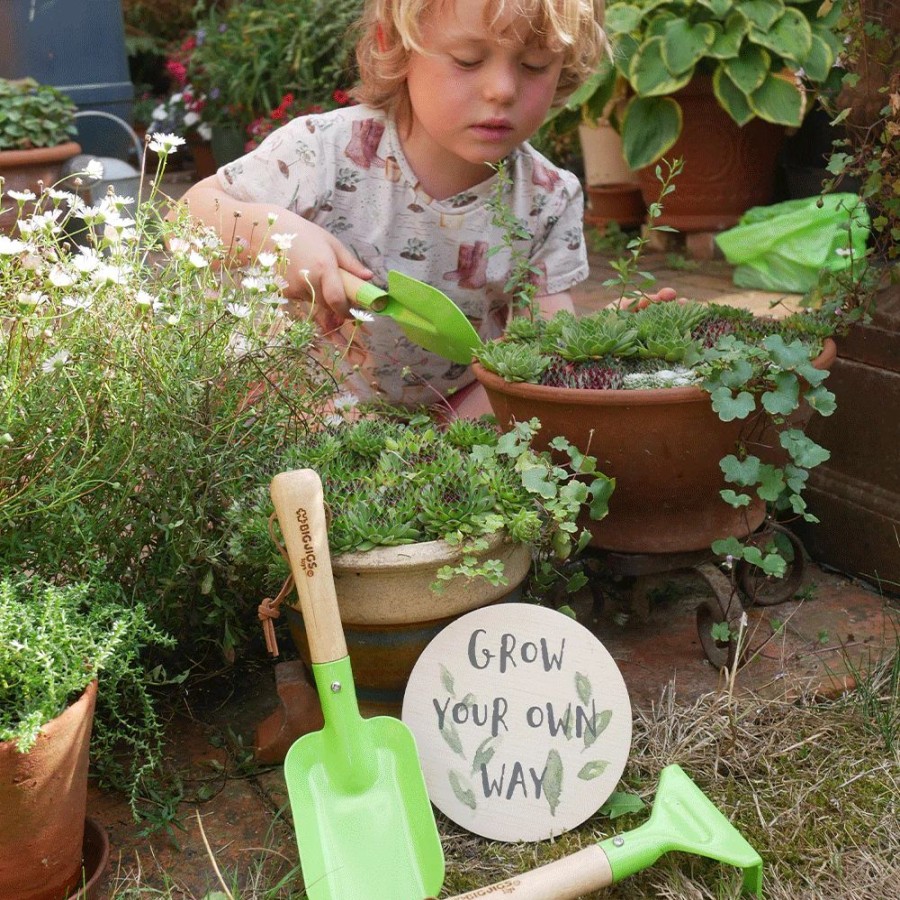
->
xmin=0 ymin=141 xmax=82 ymax=166
xmin=0 ymin=678 xmax=97 ymax=752
xmin=472 ymin=338 xmax=836 ymax=405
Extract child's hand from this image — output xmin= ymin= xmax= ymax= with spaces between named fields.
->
xmin=284 ymin=218 xmax=374 ymax=333
xmin=625 ymin=287 xmax=679 ymax=310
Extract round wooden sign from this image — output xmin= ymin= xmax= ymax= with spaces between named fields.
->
xmin=401 ymin=603 xmax=632 ymax=842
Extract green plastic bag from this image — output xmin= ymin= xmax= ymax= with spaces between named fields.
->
xmin=715 ymin=194 xmax=870 ymax=293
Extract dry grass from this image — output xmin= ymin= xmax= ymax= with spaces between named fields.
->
xmin=106 ymin=648 xmax=899 ymax=899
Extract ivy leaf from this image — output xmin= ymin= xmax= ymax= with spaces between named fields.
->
xmin=720 ymin=454 xmax=760 ymax=486
xmin=710 ymin=386 xmax=756 ymax=420
xmin=780 ymin=430 xmax=831 ymax=468
xmin=718 ymin=357 xmax=754 ymax=389
xmin=756 ymin=463 xmax=786 ymax=502
xmin=599 ymin=791 xmax=646 ymax=819
xmin=712 ymin=535 xmax=744 ymax=557
xmin=761 ymin=371 xmax=799 ymax=416
xmin=588 ymin=475 xmax=615 ymax=520
xmin=521 ymin=464 xmax=557 ymax=499
xmin=721 ymin=489 xmax=752 ymax=507
xmin=711 ymin=621 xmax=733 ymax=642
xmin=806 ymin=384 xmax=837 ymax=416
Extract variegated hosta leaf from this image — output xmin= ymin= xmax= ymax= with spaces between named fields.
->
xmin=621 ymin=95 xmax=682 ymax=170
xmin=629 ymin=36 xmax=694 ymax=97
xmin=712 ymin=67 xmax=755 ymax=126
xmin=749 ymin=71 xmax=805 ymax=126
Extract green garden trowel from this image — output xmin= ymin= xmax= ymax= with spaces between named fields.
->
xmin=341 ymin=269 xmax=482 ymax=364
xmin=445 ymin=764 xmax=763 ymax=899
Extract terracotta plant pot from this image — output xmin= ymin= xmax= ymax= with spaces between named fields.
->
xmin=472 ymin=339 xmax=836 ymax=555
xmin=636 ymin=77 xmax=785 ymax=232
xmin=285 ymin=533 xmax=531 ymax=711
xmin=0 ymin=141 xmax=82 ymax=232
xmin=0 ymin=679 xmax=97 ymax=900
xmin=187 ymin=134 xmax=218 ymax=180
xmin=585 ymin=183 xmax=645 ymax=229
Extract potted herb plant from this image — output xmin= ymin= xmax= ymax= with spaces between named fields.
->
xmin=591 ymin=0 xmax=846 ymax=229
xmin=229 ymin=414 xmax=614 ymax=708
xmin=0 ymin=77 xmax=81 ymax=230
xmin=0 ymin=575 xmax=172 ymax=900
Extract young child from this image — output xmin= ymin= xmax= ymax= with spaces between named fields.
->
xmin=181 ymin=0 xmax=607 ymax=415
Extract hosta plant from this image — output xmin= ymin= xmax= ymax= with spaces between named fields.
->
xmin=227 ymin=414 xmax=614 ymax=599
xmin=582 ymin=0 xmax=847 ymax=169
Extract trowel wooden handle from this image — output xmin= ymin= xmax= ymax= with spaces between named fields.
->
xmin=340 ymin=269 xmax=388 ymax=311
xmin=270 ymin=469 xmax=348 ymax=664
xmin=446 ymin=845 xmax=613 ymax=899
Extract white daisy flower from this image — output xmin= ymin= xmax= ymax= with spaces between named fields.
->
xmin=350 ymin=308 xmax=375 ymax=323
xmin=73 ymin=248 xmax=102 ymax=273
xmin=62 ymin=295 xmax=93 ymax=311
xmin=187 ymin=251 xmax=208 ymax=269
xmin=7 ymin=189 xmax=36 ymax=202
xmin=18 ymin=291 xmax=47 ymax=307
xmin=241 ymin=275 xmax=267 ymax=293
xmin=148 ymin=133 xmax=186 ymax=154
xmin=48 ymin=265 xmax=77 ymax=288
xmin=134 ymin=290 xmax=157 ymax=309
xmin=84 ymin=160 xmax=105 ymax=180
xmin=267 ymin=212 xmax=279 ymax=226
xmin=270 ymin=233 xmax=296 ymax=251
xmin=0 ymin=236 xmax=27 ymax=255
xmin=226 ymin=302 xmax=251 ymax=319
xmin=332 ymin=393 xmax=359 ymax=412
xmin=256 ymin=251 xmax=278 ymax=269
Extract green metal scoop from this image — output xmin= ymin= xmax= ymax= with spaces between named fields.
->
xmin=341 ymin=269 xmax=482 ymax=364
xmin=445 ymin=764 xmax=763 ymax=898
xmin=270 ymin=469 xmax=444 ymax=900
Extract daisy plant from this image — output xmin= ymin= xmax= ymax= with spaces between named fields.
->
xmin=0 ymin=133 xmax=349 ymax=663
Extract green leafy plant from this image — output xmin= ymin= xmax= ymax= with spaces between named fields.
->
xmin=581 ymin=0 xmax=846 ymax=169
xmin=185 ymin=0 xmax=363 ymax=131
xmin=0 ymin=574 xmax=173 ymax=811
xmin=0 ymin=78 xmax=78 ymax=151
xmin=227 ymin=414 xmax=615 ymax=595
xmin=475 ymin=300 xmax=836 ymax=577
xmin=0 ymin=135 xmax=347 ymax=662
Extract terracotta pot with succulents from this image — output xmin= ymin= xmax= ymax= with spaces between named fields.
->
xmin=0 ymin=78 xmax=81 ymax=230
xmin=589 ymin=0 xmax=847 ymax=230
xmin=0 ymin=577 xmax=171 ymax=900
xmin=472 ymin=164 xmax=838 ymax=584
xmin=229 ymin=415 xmax=613 ymax=712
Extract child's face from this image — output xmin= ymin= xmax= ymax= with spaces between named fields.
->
xmin=402 ymin=0 xmax=564 ymax=196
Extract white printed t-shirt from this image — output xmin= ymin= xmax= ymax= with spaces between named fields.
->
xmin=217 ymin=104 xmax=588 ymax=407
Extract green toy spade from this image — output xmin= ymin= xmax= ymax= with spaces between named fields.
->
xmin=445 ymin=764 xmax=763 ymax=899
xmin=341 ymin=269 xmax=482 ymax=364
xmin=270 ymin=469 xmax=444 ymax=900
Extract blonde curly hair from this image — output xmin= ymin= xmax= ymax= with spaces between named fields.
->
xmin=353 ymin=0 xmax=607 ymax=118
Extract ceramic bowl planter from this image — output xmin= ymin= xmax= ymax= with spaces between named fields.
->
xmin=285 ymin=532 xmax=532 ymax=710
xmin=0 ymin=680 xmax=97 ymax=900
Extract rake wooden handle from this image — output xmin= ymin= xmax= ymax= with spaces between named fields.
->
xmin=270 ymin=469 xmax=347 ymax=664
xmin=445 ymin=845 xmax=613 ymax=899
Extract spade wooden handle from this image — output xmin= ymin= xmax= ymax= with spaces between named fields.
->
xmin=270 ymin=469 xmax=348 ymax=664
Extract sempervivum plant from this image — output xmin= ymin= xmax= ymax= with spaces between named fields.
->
xmin=475 ymin=301 xmax=834 ymax=392
xmin=226 ymin=414 xmax=615 ymax=595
